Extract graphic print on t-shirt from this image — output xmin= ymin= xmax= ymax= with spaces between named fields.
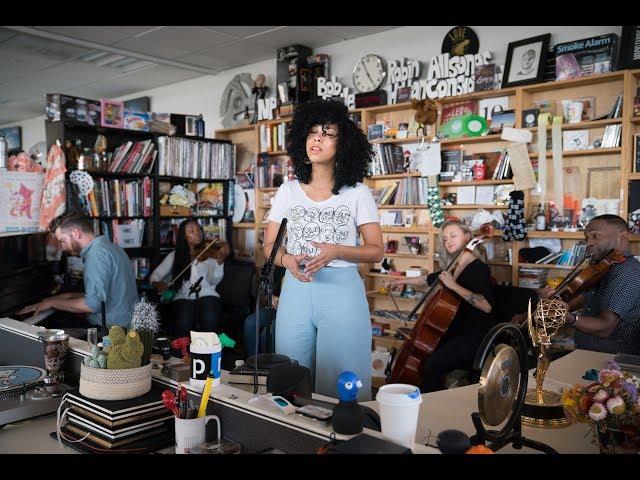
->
xmin=286 ymin=205 xmax=351 ymax=260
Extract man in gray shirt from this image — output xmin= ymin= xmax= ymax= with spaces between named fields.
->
xmin=18 ymin=211 xmax=137 ymax=327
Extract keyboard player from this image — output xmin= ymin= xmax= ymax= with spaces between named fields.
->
xmin=17 ymin=211 xmax=138 ymax=329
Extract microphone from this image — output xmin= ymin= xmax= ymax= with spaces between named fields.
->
xmin=188 ymin=276 xmax=204 ymax=296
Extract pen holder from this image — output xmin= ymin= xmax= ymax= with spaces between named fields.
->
xmin=189 ymin=343 xmax=221 ymax=389
xmin=175 ymin=414 xmax=220 ymax=454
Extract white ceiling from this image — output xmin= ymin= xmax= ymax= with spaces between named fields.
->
xmin=0 ymin=26 xmax=402 ymax=125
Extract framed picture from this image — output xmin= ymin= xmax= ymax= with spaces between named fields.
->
xmin=563 ymin=130 xmax=589 ymax=151
xmin=185 ymin=115 xmax=198 ymax=136
xmin=367 ymin=123 xmax=385 ymax=141
xmin=0 ymin=126 xmax=22 ymax=151
xmin=100 ymin=99 xmax=124 ymax=128
xmin=124 ymin=96 xmax=151 ymax=113
xmin=502 ymin=34 xmax=551 ymax=88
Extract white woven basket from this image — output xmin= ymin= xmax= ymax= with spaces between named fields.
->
xmin=79 ymin=363 xmax=152 ymax=400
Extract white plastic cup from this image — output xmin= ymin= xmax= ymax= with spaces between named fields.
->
xmin=174 ymin=415 xmax=219 ymax=454
xmin=375 ymin=383 xmax=423 ymax=451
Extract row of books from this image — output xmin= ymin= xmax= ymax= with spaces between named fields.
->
xmin=518 ymin=267 xmax=548 ymax=289
xmin=490 ymin=151 xmax=513 ymax=180
xmin=371 ymin=177 xmax=429 ymax=206
xmin=157 ymin=136 xmax=235 ymax=179
xmin=370 ymin=144 xmax=405 ymax=176
xmin=601 ymin=124 xmax=622 ymax=148
xmin=253 ymin=153 xmax=285 ymax=189
xmin=440 ymin=149 xmax=512 ymax=182
xmin=259 ymin=122 xmax=287 ymax=152
xmin=108 ymin=140 xmax=157 ymax=174
xmin=82 ymin=176 xmax=153 ymax=218
xmin=535 ymin=244 xmax=587 ymax=266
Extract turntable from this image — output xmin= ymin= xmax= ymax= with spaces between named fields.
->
xmin=0 ymin=365 xmax=67 ymax=427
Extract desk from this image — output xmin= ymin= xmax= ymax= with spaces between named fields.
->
xmin=363 ymin=349 xmax=613 ymax=454
xmin=0 ymin=318 xmax=436 ymax=454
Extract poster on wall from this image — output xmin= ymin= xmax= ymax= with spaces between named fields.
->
xmin=0 ymin=171 xmax=45 ymax=233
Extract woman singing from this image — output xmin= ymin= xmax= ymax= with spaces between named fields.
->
xmin=264 ymin=100 xmax=383 ymax=401
xmin=388 ymin=220 xmax=494 ymax=392
xmin=150 ymin=218 xmax=229 ymax=337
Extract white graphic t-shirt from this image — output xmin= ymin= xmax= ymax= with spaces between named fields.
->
xmin=267 ymin=180 xmax=380 ymax=268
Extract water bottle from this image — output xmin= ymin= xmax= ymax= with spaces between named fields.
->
xmin=0 ymin=134 xmax=7 ymax=170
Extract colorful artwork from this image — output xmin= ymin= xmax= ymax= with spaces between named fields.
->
xmin=0 ymin=171 xmax=44 ymax=233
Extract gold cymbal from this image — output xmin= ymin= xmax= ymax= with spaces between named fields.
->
xmin=478 ymin=343 xmax=520 ymax=426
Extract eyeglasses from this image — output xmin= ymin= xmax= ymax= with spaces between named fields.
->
xmin=307 ymin=125 xmax=338 ymax=142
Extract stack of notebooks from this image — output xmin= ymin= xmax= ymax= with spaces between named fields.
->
xmin=56 ymin=386 xmax=174 ymax=452
xmin=518 ymin=267 xmax=549 ymax=289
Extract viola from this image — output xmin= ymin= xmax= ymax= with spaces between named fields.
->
xmin=387 ymin=223 xmax=495 ymax=387
xmin=548 ymin=249 xmax=626 ymax=302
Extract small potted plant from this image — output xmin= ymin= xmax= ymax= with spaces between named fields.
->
xmin=129 ymin=297 xmax=161 ymax=366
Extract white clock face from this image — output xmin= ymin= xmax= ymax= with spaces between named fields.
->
xmin=353 ymin=54 xmax=386 ymax=93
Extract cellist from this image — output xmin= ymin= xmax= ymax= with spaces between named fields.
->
xmin=387 ymin=220 xmax=494 ymax=392
xmin=150 ymin=218 xmax=229 ymax=337
xmin=539 ymin=214 xmax=640 ymax=355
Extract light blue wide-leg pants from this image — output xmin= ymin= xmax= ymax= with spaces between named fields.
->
xmin=275 ymin=266 xmax=372 ymax=401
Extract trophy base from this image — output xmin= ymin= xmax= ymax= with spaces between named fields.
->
xmin=521 ymin=389 xmax=572 ymax=429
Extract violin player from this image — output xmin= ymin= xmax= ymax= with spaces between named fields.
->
xmin=387 ymin=219 xmax=494 ymax=393
xmin=539 ymin=214 xmax=640 ymax=355
xmin=17 ymin=211 xmax=138 ymax=328
xmin=150 ymin=218 xmax=229 ymax=337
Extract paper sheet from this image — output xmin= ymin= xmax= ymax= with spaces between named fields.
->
xmin=506 ymin=143 xmax=537 ymax=191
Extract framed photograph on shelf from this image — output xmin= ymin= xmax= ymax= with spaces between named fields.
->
xmin=502 ymin=34 xmax=551 ymax=88
xmin=100 ymin=99 xmax=124 ymax=128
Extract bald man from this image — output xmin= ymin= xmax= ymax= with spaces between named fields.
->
xmin=559 ymin=214 xmax=640 ymax=355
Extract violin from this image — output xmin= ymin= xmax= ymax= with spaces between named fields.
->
xmin=546 ymin=249 xmax=626 ymax=302
xmin=387 ymin=223 xmax=495 ymax=387
xmin=153 ymin=239 xmax=228 ymax=303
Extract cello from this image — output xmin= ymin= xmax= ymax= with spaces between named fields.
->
xmin=387 ymin=224 xmax=495 ymax=386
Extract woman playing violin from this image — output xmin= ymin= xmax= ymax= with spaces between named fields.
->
xmin=150 ymin=218 xmax=229 ymax=337
xmin=387 ymin=220 xmax=494 ymax=392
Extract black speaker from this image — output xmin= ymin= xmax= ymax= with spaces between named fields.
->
xmin=266 ymin=364 xmax=312 ymax=402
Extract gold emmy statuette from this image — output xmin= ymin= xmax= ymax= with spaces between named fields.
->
xmin=521 ymin=298 xmax=572 ymax=428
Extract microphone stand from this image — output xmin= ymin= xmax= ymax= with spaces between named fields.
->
xmin=246 ymin=219 xmax=291 ymax=393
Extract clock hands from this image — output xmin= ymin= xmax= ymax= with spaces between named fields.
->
xmin=361 ymin=61 xmax=375 ymax=85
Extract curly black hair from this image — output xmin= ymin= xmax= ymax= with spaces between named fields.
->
xmin=286 ymin=99 xmax=373 ymax=195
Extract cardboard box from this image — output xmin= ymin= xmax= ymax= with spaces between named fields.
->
xmin=160 ymin=205 xmax=191 ymax=217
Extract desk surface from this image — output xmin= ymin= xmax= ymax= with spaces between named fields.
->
xmin=363 ymin=349 xmax=613 ymax=454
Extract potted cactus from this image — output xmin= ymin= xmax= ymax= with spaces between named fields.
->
xmin=129 ymin=298 xmax=161 ymax=366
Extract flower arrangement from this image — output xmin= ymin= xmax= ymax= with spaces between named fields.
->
xmin=562 ymin=361 xmax=640 ymax=453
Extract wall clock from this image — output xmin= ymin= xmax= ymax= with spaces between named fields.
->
xmin=352 ymin=54 xmax=387 ymax=93
xmin=219 ymin=73 xmax=255 ymax=128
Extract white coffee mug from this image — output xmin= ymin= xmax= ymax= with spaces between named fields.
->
xmin=174 ymin=414 xmax=220 ymax=454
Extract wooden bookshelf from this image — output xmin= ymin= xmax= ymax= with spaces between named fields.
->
xmin=441 ymin=204 xmax=508 ymax=210
xmin=377 ymin=204 xmax=428 ymax=209
xmin=528 ymin=147 xmax=622 ymax=158
xmin=526 ymin=118 xmax=621 ymax=132
xmin=439 ymin=179 xmax=514 ymax=186
xmin=519 ymin=263 xmax=575 ymax=271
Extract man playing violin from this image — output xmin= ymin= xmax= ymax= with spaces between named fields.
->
xmin=541 ymin=215 xmax=640 ymax=355
xmin=150 ymin=218 xmax=229 ymax=337
xmin=17 ymin=211 xmax=138 ymax=328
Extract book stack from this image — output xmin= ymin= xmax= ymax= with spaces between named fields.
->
xmin=58 ymin=386 xmax=173 ymax=452
xmin=518 ymin=267 xmax=548 ymax=289
xmin=491 ymin=151 xmax=512 ymax=180
xmin=607 ymin=94 xmax=623 ymax=119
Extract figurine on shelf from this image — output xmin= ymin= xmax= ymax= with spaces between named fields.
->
xmin=251 ymin=74 xmax=269 ymax=124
